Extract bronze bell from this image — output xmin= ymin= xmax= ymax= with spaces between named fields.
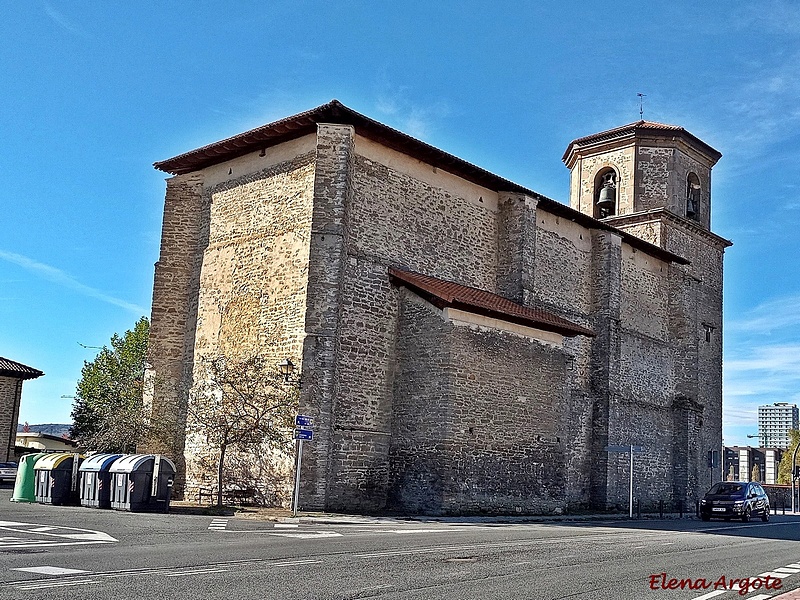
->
xmin=596 ymin=183 xmax=616 ymax=211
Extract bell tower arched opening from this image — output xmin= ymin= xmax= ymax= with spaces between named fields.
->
xmin=686 ymin=172 xmax=701 ymax=220
xmin=594 ymin=168 xmax=618 ymax=219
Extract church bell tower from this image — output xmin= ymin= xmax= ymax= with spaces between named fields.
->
xmin=562 ymin=120 xmax=722 ymax=247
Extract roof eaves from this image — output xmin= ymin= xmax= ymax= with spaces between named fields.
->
xmin=389 ymin=267 xmax=594 ymax=338
xmin=0 ymin=357 xmax=44 ymax=380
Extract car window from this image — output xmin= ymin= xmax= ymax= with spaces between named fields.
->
xmin=708 ymin=482 xmax=744 ymax=495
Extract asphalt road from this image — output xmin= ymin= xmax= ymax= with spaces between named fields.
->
xmin=2 ymin=485 xmax=800 ymax=600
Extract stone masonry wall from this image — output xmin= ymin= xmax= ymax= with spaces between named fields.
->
xmin=663 ymin=223 xmax=725 ymax=497
xmin=144 ymin=172 xmax=205 ymax=495
xmin=320 ymin=140 xmax=501 ymax=512
xmin=181 ymin=153 xmax=316 ymax=498
xmin=0 ymin=376 xmax=22 ymax=462
xmin=389 ymin=291 xmax=569 ymax=515
xmin=298 ymin=124 xmax=356 ymax=511
xmin=570 ymin=146 xmax=635 ymax=216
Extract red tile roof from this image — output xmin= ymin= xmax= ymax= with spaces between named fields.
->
xmin=563 ymin=119 xmax=721 ymax=163
xmin=389 ymin=267 xmax=594 ymax=338
xmin=155 ymin=100 xmax=689 ymax=267
xmin=0 ymin=357 xmax=44 ymax=380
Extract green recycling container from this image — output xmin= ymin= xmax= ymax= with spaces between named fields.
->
xmin=11 ymin=453 xmax=48 ymax=503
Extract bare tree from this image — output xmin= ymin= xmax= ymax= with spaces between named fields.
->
xmin=188 ymin=355 xmax=298 ymax=506
xmin=751 ymin=464 xmax=761 ymax=483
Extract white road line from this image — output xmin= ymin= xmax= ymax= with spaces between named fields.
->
xmin=14 ymin=579 xmax=98 ymax=590
xmin=13 ymin=566 xmax=88 ymax=576
xmin=746 ymin=596 xmax=773 ymax=600
xmin=273 ymin=523 xmax=299 ymax=528
xmin=773 ymin=567 xmax=800 ymax=574
xmin=0 ymin=521 xmax=117 ymax=542
xmin=374 ymin=529 xmax=449 ymax=535
xmin=0 ymin=540 xmax=114 ymax=549
xmin=268 ymin=531 xmax=344 ymax=539
xmin=692 ymin=590 xmax=726 ymax=599
xmin=164 ymin=568 xmax=229 ymax=577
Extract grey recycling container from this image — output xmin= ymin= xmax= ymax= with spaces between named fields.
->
xmin=34 ymin=453 xmax=84 ymax=505
xmin=79 ymin=453 xmax=123 ymax=509
xmin=109 ymin=454 xmax=176 ymax=512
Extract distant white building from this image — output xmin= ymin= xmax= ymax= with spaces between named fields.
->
xmin=758 ymin=403 xmax=799 ymax=449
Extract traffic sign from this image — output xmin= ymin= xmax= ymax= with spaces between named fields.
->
xmin=295 ymin=415 xmax=313 ymax=428
xmin=294 ymin=429 xmax=313 ymax=441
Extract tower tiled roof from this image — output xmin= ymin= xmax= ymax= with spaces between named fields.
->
xmin=0 ymin=357 xmax=44 ymax=380
xmin=389 ymin=267 xmax=594 ymax=338
xmin=563 ymin=119 xmax=721 ymax=163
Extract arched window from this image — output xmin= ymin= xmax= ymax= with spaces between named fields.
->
xmin=686 ymin=173 xmax=701 ymax=219
xmin=594 ymin=168 xmax=617 ymax=218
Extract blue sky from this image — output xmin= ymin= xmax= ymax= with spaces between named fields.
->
xmin=1 ymin=2 xmax=798 ymax=447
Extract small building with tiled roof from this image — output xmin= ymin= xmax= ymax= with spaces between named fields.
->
xmin=145 ymin=101 xmax=729 ymax=515
xmin=0 ymin=357 xmax=43 ymax=462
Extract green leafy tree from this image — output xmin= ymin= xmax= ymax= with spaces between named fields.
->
xmin=70 ymin=317 xmax=149 ymax=453
xmin=188 ymin=355 xmax=298 ymax=507
xmin=778 ymin=429 xmax=800 ymax=484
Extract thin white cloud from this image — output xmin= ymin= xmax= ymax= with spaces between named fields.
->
xmin=727 ymin=296 xmax=800 ymax=334
xmin=0 ymin=250 xmax=146 ymax=314
xmin=373 ymin=81 xmax=450 ymax=140
xmin=747 ymin=0 xmax=800 ymax=35
xmin=43 ymin=3 xmax=86 ymax=36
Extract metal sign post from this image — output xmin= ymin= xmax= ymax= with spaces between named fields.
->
xmin=292 ymin=415 xmax=314 ymax=517
xmin=292 ymin=439 xmax=303 ymax=517
xmin=606 ymin=444 xmax=644 ymax=518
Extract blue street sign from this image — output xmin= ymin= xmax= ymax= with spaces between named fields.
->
xmin=296 ymin=415 xmax=313 ymax=428
xmin=294 ymin=428 xmax=313 ymax=441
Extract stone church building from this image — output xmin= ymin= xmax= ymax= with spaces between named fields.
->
xmin=145 ymin=100 xmax=729 ymax=514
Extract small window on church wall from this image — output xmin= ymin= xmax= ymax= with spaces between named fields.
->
xmin=594 ymin=168 xmax=617 ymax=218
xmin=686 ymin=173 xmax=701 ymax=219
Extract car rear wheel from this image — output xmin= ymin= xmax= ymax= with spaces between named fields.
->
xmin=701 ymin=514 xmax=710 ymax=521
xmin=762 ymin=509 xmax=770 ymax=522
xmin=742 ymin=507 xmax=751 ymax=523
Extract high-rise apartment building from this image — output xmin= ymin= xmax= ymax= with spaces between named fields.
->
xmin=758 ymin=403 xmax=799 ymax=449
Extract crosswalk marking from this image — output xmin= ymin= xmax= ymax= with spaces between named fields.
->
xmin=208 ymin=519 xmax=228 ymax=531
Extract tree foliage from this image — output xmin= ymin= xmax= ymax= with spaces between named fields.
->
xmin=778 ymin=429 xmax=800 ymax=484
xmin=70 ymin=317 xmax=150 ymax=453
xmin=188 ymin=354 xmax=298 ymax=506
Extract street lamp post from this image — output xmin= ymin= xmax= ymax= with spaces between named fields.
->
xmin=793 ymin=442 xmax=800 ymax=514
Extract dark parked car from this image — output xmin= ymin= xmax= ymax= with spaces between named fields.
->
xmin=700 ymin=481 xmax=770 ymax=522
xmin=0 ymin=462 xmax=18 ymax=484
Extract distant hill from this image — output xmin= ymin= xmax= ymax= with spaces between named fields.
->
xmin=16 ymin=423 xmax=72 ymax=437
